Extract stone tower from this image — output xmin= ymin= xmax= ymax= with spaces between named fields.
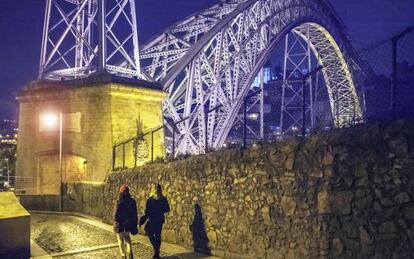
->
xmin=16 ymin=75 xmax=166 ymax=194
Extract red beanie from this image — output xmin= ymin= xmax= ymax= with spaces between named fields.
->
xmin=119 ymin=185 xmax=129 ymax=193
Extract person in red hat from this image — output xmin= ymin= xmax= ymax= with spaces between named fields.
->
xmin=113 ymin=185 xmax=138 ymax=259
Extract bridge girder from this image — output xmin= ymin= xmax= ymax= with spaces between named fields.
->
xmin=39 ymin=0 xmax=142 ymax=80
xmin=139 ymin=0 xmax=366 ymax=155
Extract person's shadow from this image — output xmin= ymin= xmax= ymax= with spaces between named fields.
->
xmin=189 ymin=204 xmax=211 ymax=255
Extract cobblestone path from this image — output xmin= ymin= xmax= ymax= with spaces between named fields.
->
xmin=31 ymin=214 xmax=179 ymax=259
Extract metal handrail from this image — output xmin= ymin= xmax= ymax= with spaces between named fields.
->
xmin=112 ymin=125 xmax=165 ymax=170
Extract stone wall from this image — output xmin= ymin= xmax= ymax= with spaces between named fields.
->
xmin=18 ymin=194 xmax=60 ymax=212
xmin=0 ymin=192 xmax=30 ymax=258
xmin=72 ymin=121 xmax=414 ymax=258
xmin=63 ymin=182 xmax=105 ymax=218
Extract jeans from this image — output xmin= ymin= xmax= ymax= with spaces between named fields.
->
xmin=146 ymin=222 xmax=163 ymax=257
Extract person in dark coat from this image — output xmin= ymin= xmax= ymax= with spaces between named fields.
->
xmin=113 ymin=185 xmax=138 ymax=259
xmin=139 ymin=183 xmax=170 ymax=259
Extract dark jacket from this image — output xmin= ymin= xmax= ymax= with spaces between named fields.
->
xmin=140 ymin=195 xmax=170 ymax=226
xmin=113 ymin=193 xmax=138 ymax=233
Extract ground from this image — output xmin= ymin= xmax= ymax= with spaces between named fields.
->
xmin=30 ymin=213 xmax=210 ymax=259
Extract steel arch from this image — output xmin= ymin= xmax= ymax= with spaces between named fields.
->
xmin=139 ymin=0 xmax=364 ymax=155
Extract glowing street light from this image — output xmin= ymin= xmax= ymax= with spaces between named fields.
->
xmin=39 ymin=113 xmax=59 ymax=131
xmin=40 ymin=111 xmax=63 ymax=212
xmin=4 ymin=158 xmax=9 ymax=189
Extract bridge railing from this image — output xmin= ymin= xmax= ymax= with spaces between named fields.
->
xmin=112 ymin=101 xmax=233 ymax=169
xmin=112 ymin=125 xmax=166 ymax=170
xmin=112 ymin=90 xmax=270 ymax=170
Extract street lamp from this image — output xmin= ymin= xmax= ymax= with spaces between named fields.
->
xmin=4 ymin=158 xmax=9 ymax=188
xmin=40 ymin=112 xmax=63 ymax=212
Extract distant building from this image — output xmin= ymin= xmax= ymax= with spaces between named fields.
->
xmin=229 ymin=62 xmax=333 ymax=140
xmin=0 ymin=119 xmax=18 ymax=145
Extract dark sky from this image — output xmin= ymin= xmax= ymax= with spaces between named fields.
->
xmin=0 ymin=0 xmax=413 ymax=119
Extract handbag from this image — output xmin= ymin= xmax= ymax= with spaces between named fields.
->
xmin=139 ymin=214 xmax=148 ymax=226
xmin=130 ymin=225 xmax=138 ymax=235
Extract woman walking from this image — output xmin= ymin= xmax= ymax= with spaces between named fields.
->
xmin=113 ymin=185 xmax=138 ymax=259
xmin=140 ymin=183 xmax=170 ymax=259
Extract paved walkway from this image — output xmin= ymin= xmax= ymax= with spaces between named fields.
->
xmin=30 ymin=212 xmax=220 ymax=259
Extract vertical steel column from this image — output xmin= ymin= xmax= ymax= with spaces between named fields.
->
xmin=303 ymin=66 xmax=323 ymax=136
xmin=87 ymin=0 xmax=93 ymax=55
xmin=38 ymin=0 xmax=52 ymax=79
xmin=259 ymin=68 xmax=264 ymax=139
xmin=306 ymin=25 xmax=314 ymax=129
xmin=280 ymin=28 xmax=315 ymax=135
xmin=98 ymin=0 xmax=106 ymax=73
xmin=75 ymin=2 xmax=85 ymax=69
xmin=302 ymin=77 xmax=306 ymax=136
xmin=129 ymin=0 xmax=141 ymax=77
xmin=313 ymin=71 xmax=320 ymax=127
xmin=279 ymin=34 xmax=289 ymax=131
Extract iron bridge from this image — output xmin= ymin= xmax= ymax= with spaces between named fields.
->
xmin=39 ymin=0 xmax=366 ymax=156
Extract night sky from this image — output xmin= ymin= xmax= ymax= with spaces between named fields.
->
xmin=0 ymin=0 xmax=413 ymax=119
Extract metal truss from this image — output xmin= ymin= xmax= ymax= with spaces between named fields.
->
xmin=39 ymin=0 xmax=142 ymax=80
xmin=280 ymin=28 xmax=314 ymax=135
xmin=136 ymin=0 xmax=364 ymax=155
xmin=293 ymin=23 xmax=363 ymax=126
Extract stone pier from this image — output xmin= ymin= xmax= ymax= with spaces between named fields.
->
xmin=16 ymin=74 xmax=166 ymax=195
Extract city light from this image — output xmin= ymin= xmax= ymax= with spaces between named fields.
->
xmin=247 ymin=113 xmax=259 ymax=120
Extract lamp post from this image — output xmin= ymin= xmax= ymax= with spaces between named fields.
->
xmin=59 ymin=112 xmax=63 ymax=212
xmin=4 ymin=158 xmax=9 ymax=189
xmin=40 ymin=112 xmax=63 ymax=212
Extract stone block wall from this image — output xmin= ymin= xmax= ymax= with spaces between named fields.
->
xmin=17 ymin=83 xmax=113 ymax=192
xmin=16 ymin=77 xmax=166 ymax=194
xmin=0 ymin=192 xmax=30 ymax=258
xmin=18 ymin=194 xmax=60 ymax=212
xmin=63 ymin=182 xmax=105 ymax=218
xmin=71 ymin=121 xmax=414 ymax=258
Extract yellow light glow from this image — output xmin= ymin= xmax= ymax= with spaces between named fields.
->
xmin=39 ymin=112 xmax=59 ymax=131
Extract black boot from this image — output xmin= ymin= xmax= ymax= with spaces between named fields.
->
xmin=129 ymin=252 xmax=134 ymax=259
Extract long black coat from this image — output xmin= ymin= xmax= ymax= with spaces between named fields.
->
xmin=139 ymin=195 xmax=170 ymax=234
xmin=144 ymin=195 xmax=170 ymax=225
xmin=113 ymin=193 xmax=138 ymax=233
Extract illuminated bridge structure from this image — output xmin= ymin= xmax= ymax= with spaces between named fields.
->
xmin=39 ymin=0 xmax=366 ymax=156
xmin=139 ymin=0 xmax=365 ymax=155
